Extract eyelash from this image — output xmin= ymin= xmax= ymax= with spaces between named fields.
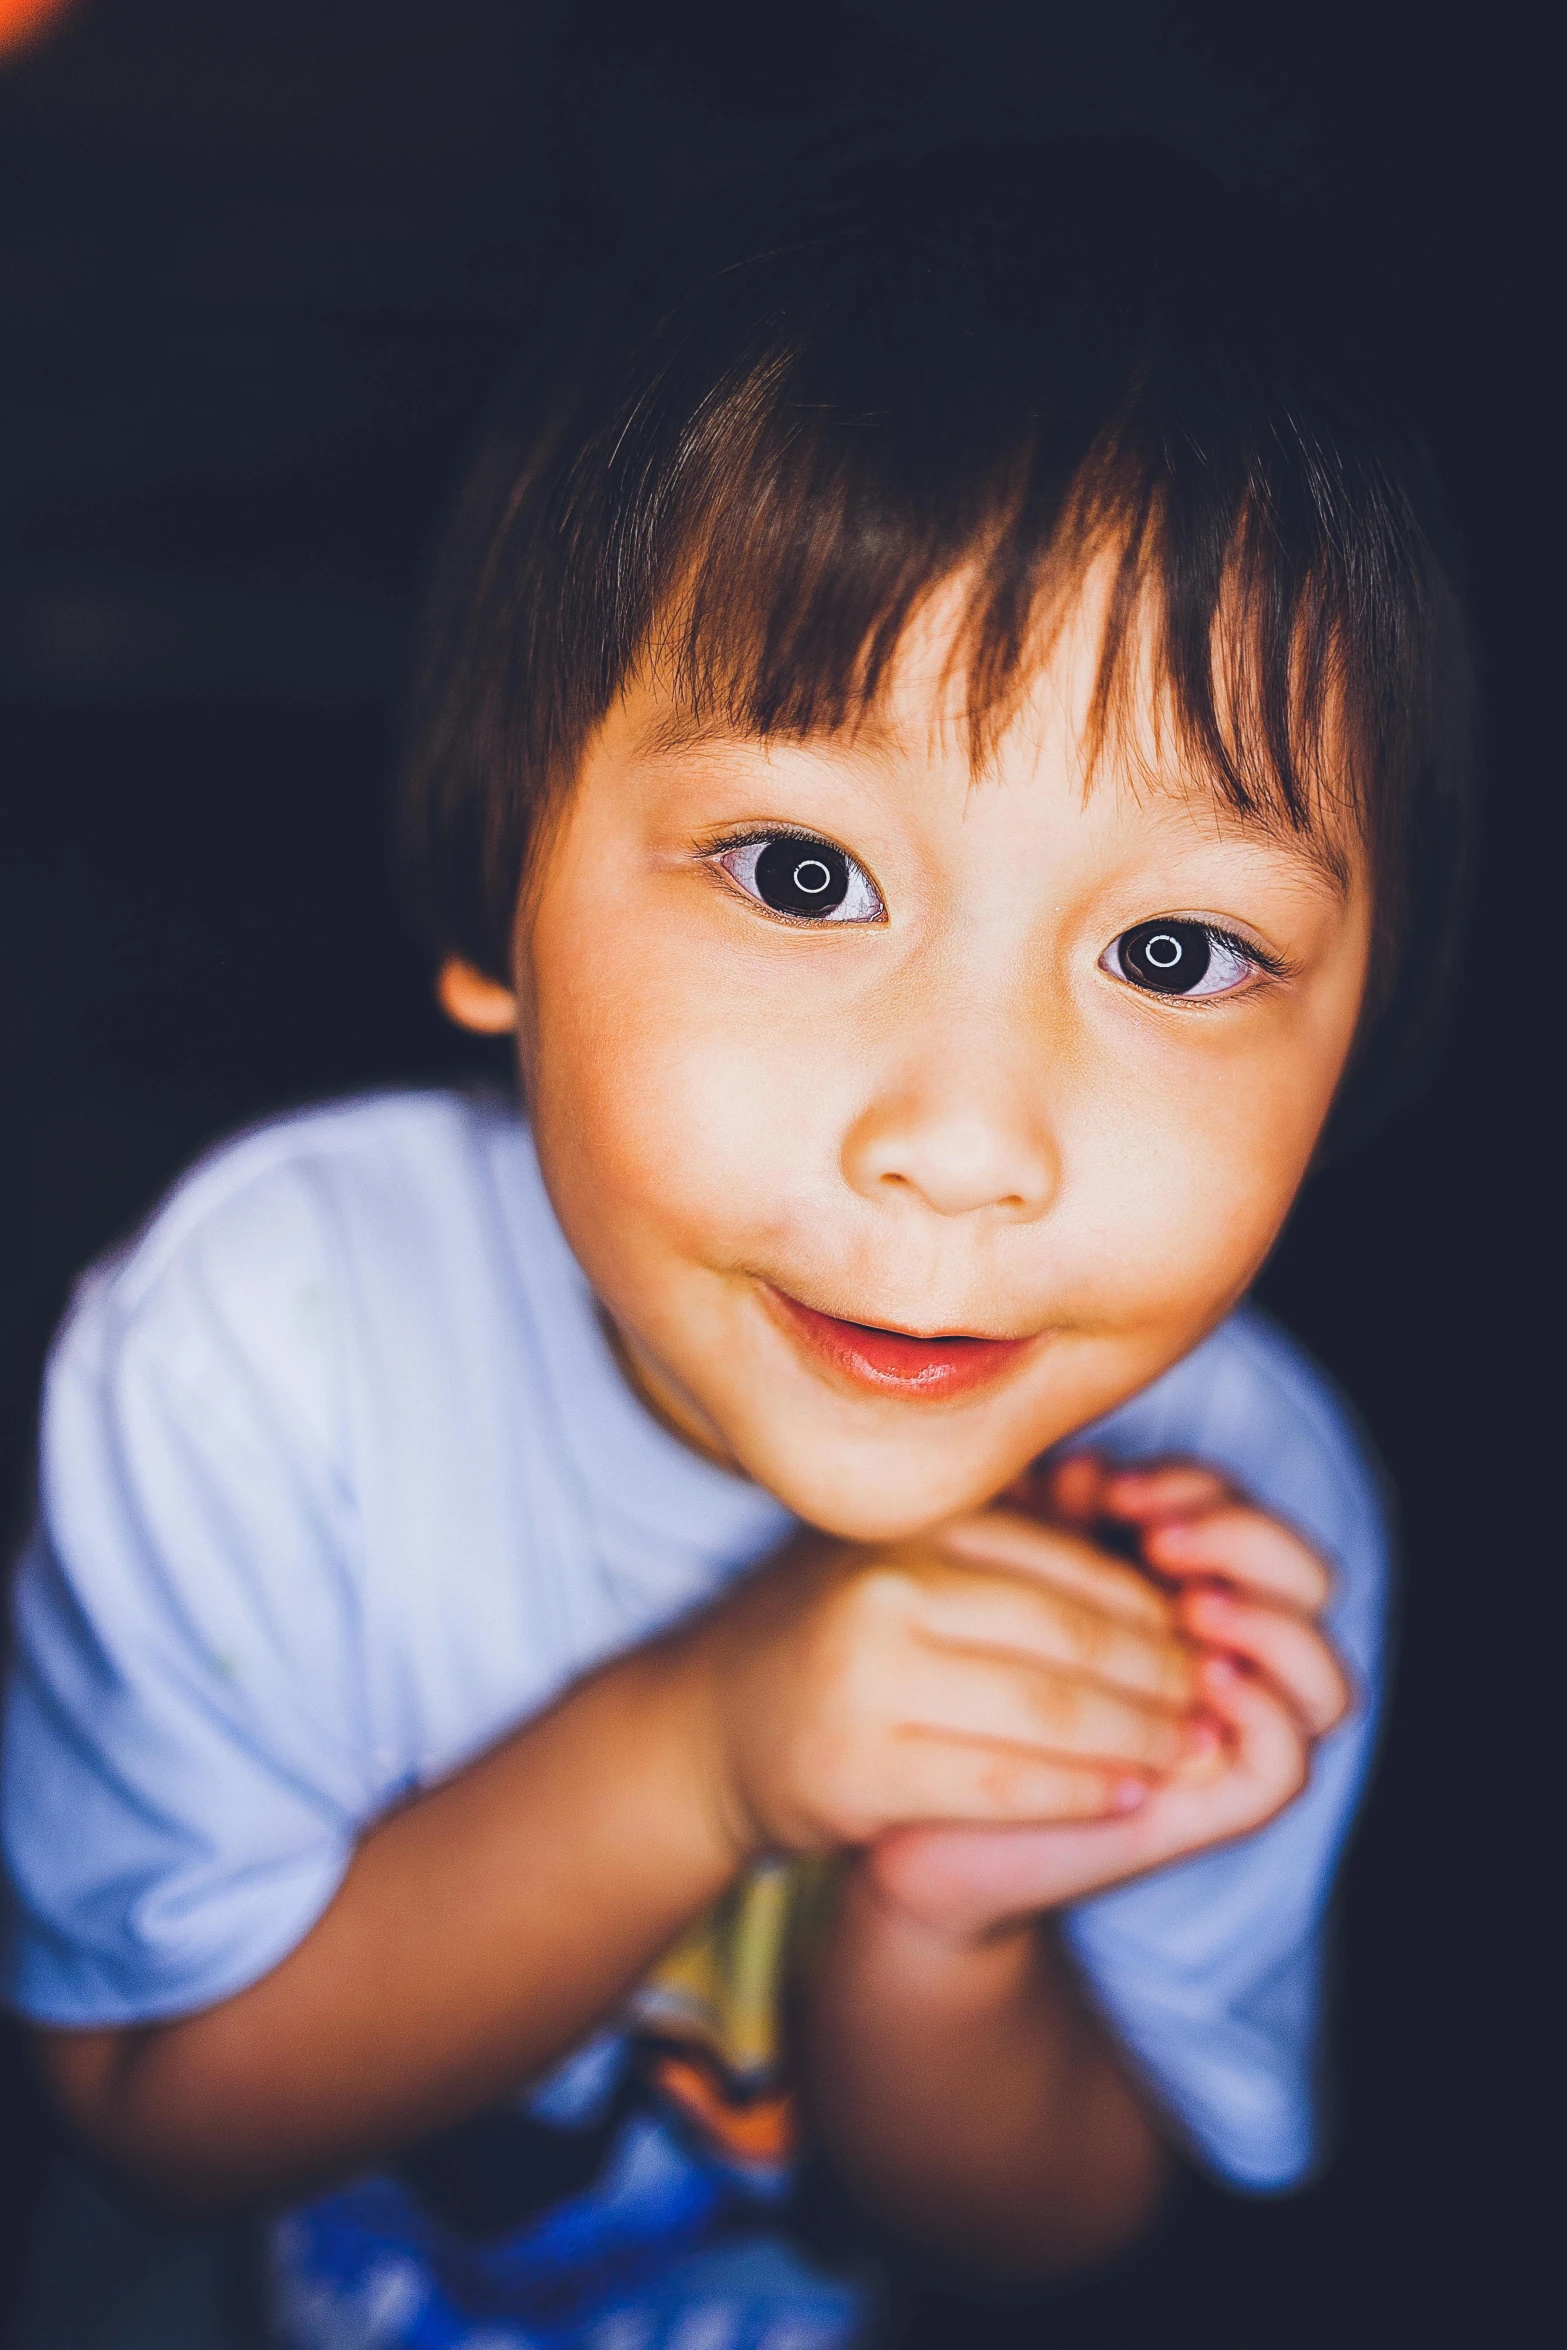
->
xmin=1102 ymin=920 xmax=1287 ymax=1003
xmin=703 ymin=827 xmax=886 ymax=925
xmin=1212 ymin=927 xmax=1285 ymax=978
xmin=702 ymin=830 xmax=1285 ymax=999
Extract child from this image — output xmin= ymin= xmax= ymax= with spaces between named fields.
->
xmin=2 ymin=142 xmax=1471 ymax=2349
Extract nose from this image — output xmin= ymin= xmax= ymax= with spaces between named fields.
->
xmin=840 ymin=1022 xmax=1060 ymax=1222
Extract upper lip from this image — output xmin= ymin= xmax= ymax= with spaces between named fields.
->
xmin=767 ymin=1286 xmax=1033 ymax=1346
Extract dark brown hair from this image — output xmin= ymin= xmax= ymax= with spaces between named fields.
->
xmin=401 ymin=137 xmax=1475 ymax=1143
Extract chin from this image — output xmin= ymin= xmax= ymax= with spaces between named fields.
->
xmin=750 ymin=1445 xmax=1005 ymax=1545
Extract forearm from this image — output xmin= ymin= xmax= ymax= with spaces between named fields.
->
xmin=39 ymin=1640 xmax=738 ymax=2211
xmin=801 ymin=1861 xmax=1171 ymax=2279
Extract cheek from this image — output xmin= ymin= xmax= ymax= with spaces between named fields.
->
xmin=523 ymin=894 xmax=827 ymax=1267
xmin=1066 ymin=1018 xmax=1340 ymax=1326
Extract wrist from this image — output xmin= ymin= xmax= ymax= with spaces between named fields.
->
xmin=631 ymin=1616 xmax=766 ymax=1882
xmin=843 ymin=1849 xmax=1041 ymax=1985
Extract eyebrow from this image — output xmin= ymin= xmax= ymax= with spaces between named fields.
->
xmin=1149 ymin=788 xmax=1356 ymax=897
xmin=630 ymin=702 xmax=904 ymax=766
xmin=633 ymin=708 xmax=748 ymax=760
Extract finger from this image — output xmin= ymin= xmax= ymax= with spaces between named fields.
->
xmin=1033 ymin=1452 xmax=1109 ymax=1529
xmin=1101 ymin=1462 xmax=1232 ymax=1522
xmin=914 ymin=1554 xmax=1196 ymax=1707
xmin=868 ymin=1673 xmax=1312 ymax=1923
xmin=873 ymin=1665 xmax=1315 ymax=1918
xmin=1177 ymin=1588 xmax=1351 ymax=1735
xmin=886 ymin=1732 xmax=1148 ymax=1827
xmin=938 ymin=1510 xmax=1175 ymax=1636
xmin=899 ymin=1640 xmax=1201 ymax=1771
xmin=868 ymin=1819 xmax=1147 ymax=1930
xmin=1192 ymin=1655 xmax=1312 ymax=1827
xmin=1141 ymin=1505 xmax=1332 ymax=1613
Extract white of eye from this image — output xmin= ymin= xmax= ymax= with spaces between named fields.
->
xmin=717 ymin=836 xmax=885 ymax=923
xmin=1174 ymin=931 xmax=1257 ymax=997
xmin=1097 ymin=924 xmax=1262 ymax=998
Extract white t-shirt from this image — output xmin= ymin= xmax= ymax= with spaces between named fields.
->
xmin=3 ymin=1089 xmax=1389 ymax=2199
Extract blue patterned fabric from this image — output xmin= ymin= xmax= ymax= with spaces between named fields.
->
xmin=270 ymin=2114 xmax=866 ymax=2350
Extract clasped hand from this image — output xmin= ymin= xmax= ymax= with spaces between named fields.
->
xmin=693 ymin=1454 xmax=1350 ymax=1939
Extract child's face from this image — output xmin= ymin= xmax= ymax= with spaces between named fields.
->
xmin=506 ymin=578 xmax=1371 ymax=1539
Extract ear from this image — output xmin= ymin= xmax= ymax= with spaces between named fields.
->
xmin=436 ymin=959 xmax=518 ymax=1035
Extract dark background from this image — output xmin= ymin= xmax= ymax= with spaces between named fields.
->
xmin=0 ymin=3 xmax=1556 ymax=2343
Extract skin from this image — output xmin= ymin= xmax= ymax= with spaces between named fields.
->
xmin=40 ymin=575 xmax=1365 ymax=2277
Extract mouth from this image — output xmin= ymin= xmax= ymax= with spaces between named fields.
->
xmin=765 ymin=1287 xmax=1039 ymax=1400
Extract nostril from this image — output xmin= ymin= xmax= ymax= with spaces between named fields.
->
xmin=844 ymin=1100 xmax=1058 ymax=1219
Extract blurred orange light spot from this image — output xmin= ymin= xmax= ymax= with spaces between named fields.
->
xmin=0 ymin=0 xmax=75 ymax=63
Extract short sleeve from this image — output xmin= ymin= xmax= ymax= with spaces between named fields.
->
xmin=2 ymin=1156 xmax=383 ymax=2026
xmin=1061 ymin=1309 xmax=1394 ymax=2191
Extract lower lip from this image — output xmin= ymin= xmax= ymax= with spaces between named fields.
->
xmin=767 ymin=1290 xmax=1036 ymax=1399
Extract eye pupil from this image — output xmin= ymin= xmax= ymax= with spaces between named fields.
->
xmin=1118 ymin=920 xmax=1212 ymax=994
xmin=754 ymin=838 xmax=851 ymax=916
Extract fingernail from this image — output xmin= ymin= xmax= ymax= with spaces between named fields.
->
xmin=1113 ymin=1777 xmax=1149 ymax=1812
xmin=1151 ymin=1520 xmax=1196 ymax=1547
xmin=1185 ymin=1586 xmax=1232 ymax=1623
xmin=1184 ymin=1717 xmax=1221 ymax=1759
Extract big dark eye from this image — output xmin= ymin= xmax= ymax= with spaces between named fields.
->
xmin=756 ymin=838 xmax=849 ymax=914
xmin=715 ymin=833 xmax=883 ymax=923
xmin=1109 ymin=918 xmax=1255 ymax=998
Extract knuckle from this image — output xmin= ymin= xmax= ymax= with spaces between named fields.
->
xmin=1037 ymin=1674 xmax=1083 ymax=1741
xmin=809 ymin=1731 xmax=861 ymax=1820
xmin=1062 ymin=1771 xmax=1111 ymax=1817
xmin=1160 ymin=1638 xmax=1199 ymax=1702
xmin=1207 ymin=1504 xmax=1257 ymax=1555
xmin=1122 ymin=1573 xmax=1175 ymax=1629
xmin=808 ymin=1584 xmax=909 ymax=1712
xmin=1305 ymin=1555 xmax=1335 ymax=1612
xmin=1063 ymin=1598 xmax=1113 ymax=1671
xmin=1278 ymin=1733 xmax=1311 ymax=1806
xmin=855 ymin=1559 xmax=920 ymax=1615
xmin=973 ymin=1748 xmax=1030 ymax=1811
xmin=1267 ymin=1523 xmax=1332 ymax=1609
xmin=1323 ymin=1663 xmax=1354 ymax=1729
xmin=1140 ymin=1705 xmax=1183 ymax=1764
xmin=1245 ymin=1739 xmax=1309 ymax=1833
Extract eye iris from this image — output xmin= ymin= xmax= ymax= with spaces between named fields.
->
xmin=1118 ymin=920 xmax=1211 ymax=994
xmin=754 ymin=838 xmax=850 ymax=916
